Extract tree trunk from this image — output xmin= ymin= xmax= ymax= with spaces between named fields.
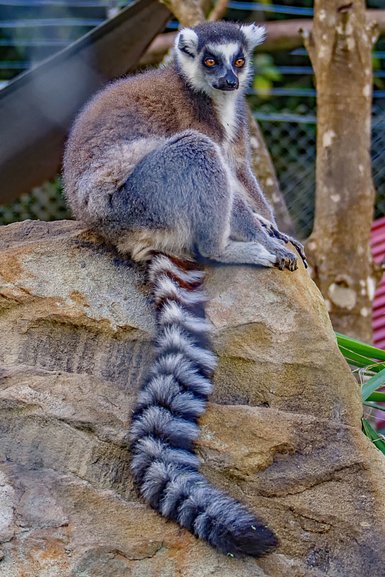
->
xmin=159 ymin=0 xmax=204 ymax=26
xmin=304 ymin=0 xmax=378 ymax=342
xmin=248 ymin=110 xmax=296 ymax=234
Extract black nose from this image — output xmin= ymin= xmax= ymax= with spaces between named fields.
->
xmin=215 ymin=72 xmax=239 ymax=92
xmin=226 ymin=77 xmax=238 ymax=89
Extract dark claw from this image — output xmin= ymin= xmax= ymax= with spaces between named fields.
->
xmin=274 ymin=248 xmax=298 ymax=272
xmin=267 ymin=225 xmax=307 ymax=269
xmin=289 ymin=238 xmax=308 ymax=269
xmin=257 ymin=216 xmax=307 ymax=269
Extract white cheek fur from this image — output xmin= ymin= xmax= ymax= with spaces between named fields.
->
xmin=175 ymin=43 xmax=253 ymax=142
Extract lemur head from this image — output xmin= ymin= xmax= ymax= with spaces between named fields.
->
xmin=174 ymin=21 xmax=265 ymax=96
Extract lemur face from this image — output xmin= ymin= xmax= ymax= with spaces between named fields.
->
xmin=175 ymin=22 xmax=266 ymax=96
xmin=200 ymin=42 xmax=246 ymax=92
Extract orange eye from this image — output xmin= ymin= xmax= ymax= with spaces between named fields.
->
xmin=234 ymin=58 xmax=245 ymax=68
xmin=204 ymin=58 xmax=216 ymax=67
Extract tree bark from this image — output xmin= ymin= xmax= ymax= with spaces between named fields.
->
xmin=248 ymin=110 xmax=295 ymax=234
xmin=207 ymin=0 xmax=229 ymax=21
xmin=158 ymin=0 xmax=204 ymax=26
xmin=304 ymin=0 xmax=378 ymax=341
xmin=140 ymin=11 xmax=385 ymax=66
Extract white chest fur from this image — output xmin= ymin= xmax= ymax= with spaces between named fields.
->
xmin=213 ymin=92 xmax=238 ymax=142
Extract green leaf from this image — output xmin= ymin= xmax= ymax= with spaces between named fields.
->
xmin=253 ymin=76 xmax=272 ymax=97
xmin=362 ymin=418 xmax=385 ymax=455
xmin=367 ymin=392 xmax=385 ymax=403
xmin=363 ymin=402 xmax=385 ymax=412
xmin=263 ymin=67 xmax=282 ymax=82
xmin=337 ymin=345 xmax=385 ymax=372
xmin=361 ymin=368 xmax=385 ymax=401
xmin=336 ymin=333 xmax=385 ymax=362
xmin=337 ymin=333 xmax=385 ymax=451
xmin=254 ymin=54 xmax=274 ymax=68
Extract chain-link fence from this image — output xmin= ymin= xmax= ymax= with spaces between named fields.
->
xmin=0 ymin=180 xmax=71 ymax=225
xmin=1 ymin=0 xmax=385 ymax=238
xmin=256 ymin=100 xmax=385 ymax=239
xmin=372 ymin=102 xmax=385 ymax=218
xmin=256 ymin=105 xmax=316 ymax=238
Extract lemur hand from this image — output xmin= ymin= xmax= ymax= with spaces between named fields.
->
xmin=256 ymin=215 xmax=308 ymax=269
xmin=264 ymin=236 xmax=298 ymax=271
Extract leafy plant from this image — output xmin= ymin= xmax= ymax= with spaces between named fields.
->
xmin=336 ymin=332 xmax=385 ymax=455
xmin=253 ymin=54 xmax=282 ymax=99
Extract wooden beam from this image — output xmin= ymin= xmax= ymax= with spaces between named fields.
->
xmin=140 ymin=10 xmax=385 ymax=65
xmin=0 ymin=0 xmax=170 ymax=205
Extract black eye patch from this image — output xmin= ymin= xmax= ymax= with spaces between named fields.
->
xmin=202 ymin=51 xmax=221 ymax=67
xmin=233 ymin=52 xmax=245 ymax=63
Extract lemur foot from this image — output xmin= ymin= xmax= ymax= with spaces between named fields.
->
xmin=256 ymin=215 xmax=308 ymax=268
xmin=273 ymin=245 xmax=298 ymax=272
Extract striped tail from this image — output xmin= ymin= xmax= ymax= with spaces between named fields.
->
xmin=129 ymin=253 xmax=278 ymax=557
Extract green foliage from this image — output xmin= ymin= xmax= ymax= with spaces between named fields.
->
xmin=336 ymin=332 xmax=385 ymax=455
xmin=362 ymin=418 xmax=385 ymax=454
xmin=372 ymin=54 xmax=385 ymax=91
xmin=253 ymin=54 xmax=283 ymax=99
xmin=0 ymin=178 xmax=70 ymax=225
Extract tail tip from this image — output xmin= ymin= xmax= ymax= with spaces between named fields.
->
xmin=215 ymin=520 xmax=278 ymax=559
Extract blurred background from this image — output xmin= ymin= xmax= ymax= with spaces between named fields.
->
xmin=0 ymin=0 xmax=384 ymax=240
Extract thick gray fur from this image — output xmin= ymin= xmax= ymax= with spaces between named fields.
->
xmin=63 ymin=21 xmax=303 ymax=270
xmin=63 ymin=20 xmax=306 ymax=556
xmin=130 ymin=254 xmax=278 ymax=557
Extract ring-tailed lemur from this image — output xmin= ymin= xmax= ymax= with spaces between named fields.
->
xmin=64 ymin=21 xmax=306 ymax=558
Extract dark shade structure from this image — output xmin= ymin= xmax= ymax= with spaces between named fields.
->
xmin=0 ymin=0 xmax=171 ymax=204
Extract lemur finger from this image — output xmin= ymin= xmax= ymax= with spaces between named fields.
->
xmin=257 ymin=218 xmax=290 ymax=245
xmin=274 ymin=248 xmax=298 ymax=272
xmin=290 ymin=257 xmax=298 ymax=272
xmin=286 ymin=238 xmax=308 ymax=269
xmin=287 ymin=254 xmax=298 ymax=271
xmin=275 ymin=257 xmax=285 ymax=270
xmin=266 ymin=225 xmax=308 ymax=269
xmin=275 ymin=256 xmax=297 ymax=272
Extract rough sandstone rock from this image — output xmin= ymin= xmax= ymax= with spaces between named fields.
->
xmin=0 ymin=220 xmax=385 ymax=577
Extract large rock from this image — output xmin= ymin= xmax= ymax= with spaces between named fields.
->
xmin=0 ymin=219 xmax=384 ymax=577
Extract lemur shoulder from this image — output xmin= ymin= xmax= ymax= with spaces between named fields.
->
xmin=63 ymin=21 xmax=306 ymax=559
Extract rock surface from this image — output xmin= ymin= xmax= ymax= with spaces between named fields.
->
xmin=0 ymin=219 xmax=385 ymax=577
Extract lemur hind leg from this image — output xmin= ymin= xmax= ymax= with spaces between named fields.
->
xmin=169 ymin=134 xmax=287 ymax=268
xmin=105 ymin=129 xmax=294 ymax=270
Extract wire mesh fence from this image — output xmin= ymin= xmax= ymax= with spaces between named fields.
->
xmin=373 ymin=103 xmax=385 ymax=218
xmin=1 ymin=0 xmax=385 ymax=239
xmin=0 ymin=180 xmax=70 ymax=224
xmin=256 ymin=104 xmax=316 ymax=238
xmin=256 ymin=99 xmax=385 ymax=239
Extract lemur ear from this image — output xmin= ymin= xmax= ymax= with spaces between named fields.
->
xmin=176 ymin=28 xmax=199 ymax=58
xmin=240 ymin=23 xmax=266 ymax=50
